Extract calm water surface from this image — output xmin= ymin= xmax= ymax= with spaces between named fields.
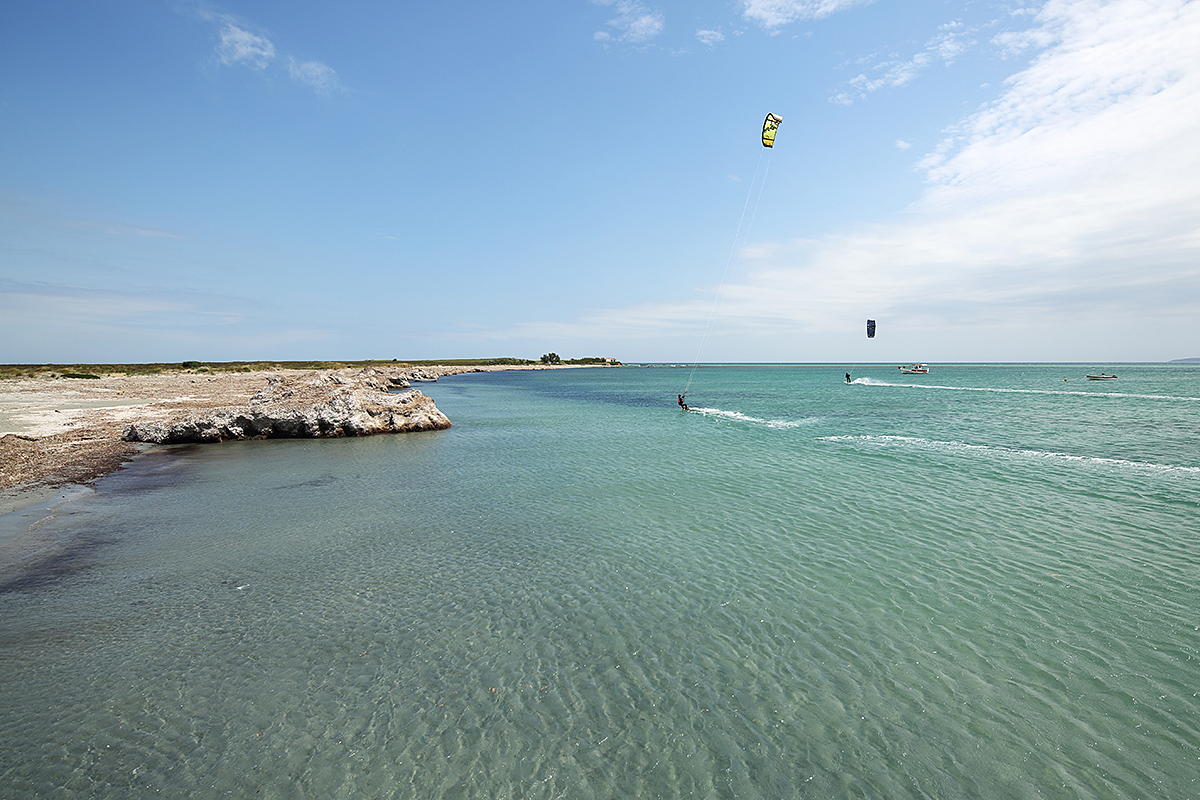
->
xmin=1 ymin=364 xmax=1198 ymax=799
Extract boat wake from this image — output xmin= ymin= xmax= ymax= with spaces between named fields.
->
xmin=853 ymin=379 xmax=1200 ymax=402
xmin=820 ymin=434 xmax=1200 ymax=474
xmin=688 ymin=407 xmax=818 ymax=429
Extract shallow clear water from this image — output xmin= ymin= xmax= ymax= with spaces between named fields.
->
xmin=2 ymin=364 xmax=1198 ymax=799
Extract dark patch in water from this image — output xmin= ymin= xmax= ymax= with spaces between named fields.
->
xmin=0 ymin=450 xmax=197 ymax=596
xmin=93 ymin=447 xmax=199 ymax=496
xmin=0 ymin=526 xmax=118 ymax=594
xmin=269 ymin=475 xmax=337 ymax=491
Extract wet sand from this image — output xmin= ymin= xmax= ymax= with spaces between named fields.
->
xmin=0 ymin=371 xmax=288 ymax=513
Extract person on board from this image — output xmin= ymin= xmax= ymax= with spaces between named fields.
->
xmin=846 ymin=373 xmax=852 ymax=383
xmin=677 ymin=394 xmax=688 ymax=411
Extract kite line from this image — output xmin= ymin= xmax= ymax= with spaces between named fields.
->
xmin=680 ymin=113 xmax=782 ymax=404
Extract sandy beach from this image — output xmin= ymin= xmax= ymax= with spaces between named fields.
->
xmin=0 ymin=364 xmax=579 ymax=515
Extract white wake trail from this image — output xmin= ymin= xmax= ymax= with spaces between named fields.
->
xmin=688 ymin=407 xmax=818 ymax=429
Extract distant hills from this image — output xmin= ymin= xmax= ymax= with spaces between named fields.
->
xmin=1169 ymin=357 xmax=1200 ymax=362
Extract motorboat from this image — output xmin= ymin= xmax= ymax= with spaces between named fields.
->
xmin=1086 ymin=374 xmax=1117 ymax=380
xmin=898 ymin=363 xmax=929 ymax=374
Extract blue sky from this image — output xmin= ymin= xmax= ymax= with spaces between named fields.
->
xmin=2 ymin=0 xmax=1198 ymax=363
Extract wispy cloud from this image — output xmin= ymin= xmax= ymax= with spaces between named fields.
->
xmin=287 ymin=57 xmax=342 ymax=96
xmin=741 ymin=0 xmax=875 ymax=29
xmin=696 ymin=29 xmax=725 ymax=46
xmin=183 ymin=3 xmax=342 ymax=95
xmin=214 ymin=24 xmax=275 ymax=69
xmin=0 ymin=195 xmax=191 ymax=242
xmin=0 ymin=278 xmax=335 ymax=362
xmin=832 ymin=21 xmax=975 ymax=104
xmin=68 ymin=220 xmax=191 ymax=240
xmin=593 ymin=0 xmax=665 ymax=44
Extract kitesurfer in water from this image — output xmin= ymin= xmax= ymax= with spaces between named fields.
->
xmin=677 ymin=394 xmax=688 ymax=411
xmin=846 ymin=372 xmax=851 ymax=383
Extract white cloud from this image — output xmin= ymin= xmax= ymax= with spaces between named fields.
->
xmin=192 ymin=7 xmax=341 ymax=95
xmin=781 ymin=0 xmax=1200 ymax=349
xmin=533 ymin=0 xmax=1200 ymax=360
xmin=929 ymin=20 xmax=972 ymax=61
xmin=288 ymin=58 xmax=342 ymax=95
xmin=741 ymin=0 xmax=874 ymax=28
xmin=919 ymin=0 xmax=1199 ymax=197
xmin=832 ymin=21 xmax=975 ymax=104
xmin=696 ymin=29 xmax=725 ymax=46
xmin=895 ymin=139 xmax=912 ymax=149
xmin=593 ymin=0 xmax=665 ymax=44
xmin=214 ymin=24 xmax=275 ymax=69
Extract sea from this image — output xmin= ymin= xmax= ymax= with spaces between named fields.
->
xmin=1 ymin=363 xmax=1197 ymax=799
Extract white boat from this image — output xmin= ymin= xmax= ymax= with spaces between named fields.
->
xmin=898 ymin=363 xmax=929 ymax=374
xmin=1086 ymin=374 xmax=1117 ymax=380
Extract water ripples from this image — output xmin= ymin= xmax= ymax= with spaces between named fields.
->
xmin=2 ymin=365 xmax=1198 ymax=798
xmin=819 ymin=434 xmax=1200 ymax=474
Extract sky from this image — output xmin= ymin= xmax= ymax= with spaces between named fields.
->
xmin=2 ymin=0 xmax=1198 ymax=364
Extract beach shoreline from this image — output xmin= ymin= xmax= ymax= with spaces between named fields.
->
xmin=0 ymin=363 xmax=594 ymax=516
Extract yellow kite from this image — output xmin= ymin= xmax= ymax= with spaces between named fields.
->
xmin=762 ymin=113 xmax=782 ymax=147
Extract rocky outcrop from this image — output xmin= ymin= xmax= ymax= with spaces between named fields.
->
xmin=122 ymin=368 xmax=450 ymax=444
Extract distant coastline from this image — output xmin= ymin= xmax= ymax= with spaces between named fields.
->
xmin=1169 ymin=357 xmax=1200 ymax=363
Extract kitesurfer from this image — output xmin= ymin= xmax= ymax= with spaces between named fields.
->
xmin=846 ymin=373 xmax=851 ymax=383
xmin=677 ymin=394 xmax=689 ymax=411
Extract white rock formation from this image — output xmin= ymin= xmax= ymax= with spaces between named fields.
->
xmin=122 ymin=369 xmax=450 ymax=444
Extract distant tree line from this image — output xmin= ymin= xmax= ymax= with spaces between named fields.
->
xmin=540 ymin=354 xmax=620 ymax=365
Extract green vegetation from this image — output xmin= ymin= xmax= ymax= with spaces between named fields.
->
xmin=541 ymin=354 xmax=620 ymax=365
xmin=59 ymin=372 xmax=102 ymax=379
xmin=564 ymin=357 xmax=619 ymax=365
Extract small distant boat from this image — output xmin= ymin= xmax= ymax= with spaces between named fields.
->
xmin=1086 ymin=374 xmax=1117 ymax=380
xmin=898 ymin=363 xmax=929 ymax=374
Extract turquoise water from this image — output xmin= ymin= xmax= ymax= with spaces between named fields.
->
xmin=1 ymin=364 xmax=1198 ymax=799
